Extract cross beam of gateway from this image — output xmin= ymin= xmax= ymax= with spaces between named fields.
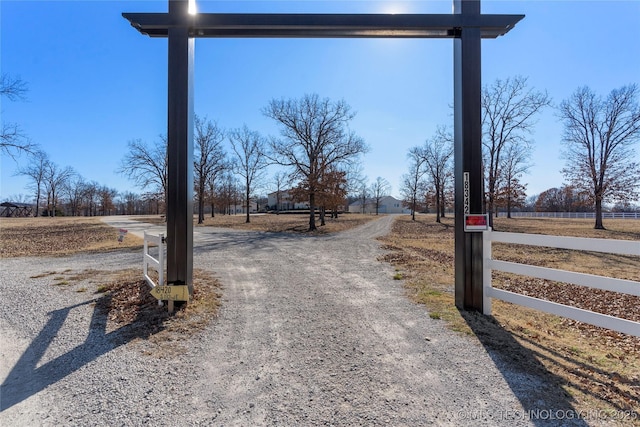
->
xmin=122 ymin=12 xmax=523 ymax=39
xmin=122 ymin=0 xmax=523 ymax=311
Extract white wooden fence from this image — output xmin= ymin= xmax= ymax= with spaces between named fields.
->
xmin=482 ymin=229 xmax=640 ymax=338
xmin=143 ymin=232 xmax=165 ymax=289
xmin=497 ymin=212 xmax=640 ymax=219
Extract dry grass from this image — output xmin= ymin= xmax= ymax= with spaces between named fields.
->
xmin=134 ymin=212 xmax=378 ymax=234
xmin=0 ymin=217 xmax=143 ymax=257
xmin=379 ymin=214 xmax=640 ymax=425
xmin=491 ymin=216 xmax=640 ymax=241
xmin=1 ymin=216 xmax=221 ymax=357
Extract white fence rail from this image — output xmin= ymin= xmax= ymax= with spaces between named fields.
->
xmin=482 ymin=229 xmax=640 ymax=338
xmin=497 ymin=211 xmax=640 ymax=219
xmin=143 ymin=232 xmax=165 ymax=289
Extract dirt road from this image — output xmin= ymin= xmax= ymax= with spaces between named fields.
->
xmin=0 ymin=216 xmax=585 ymax=426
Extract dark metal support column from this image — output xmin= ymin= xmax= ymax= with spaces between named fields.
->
xmin=166 ymin=0 xmax=194 ymax=294
xmin=454 ymin=0 xmax=484 ymax=310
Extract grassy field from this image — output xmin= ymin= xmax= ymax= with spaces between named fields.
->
xmin=0 ymin=216 xmax=144 ymax=257
xmin=133 ymin=212 xmax=379 ymax=234
xmin=379 ymin=214 xmax=640 ymax=424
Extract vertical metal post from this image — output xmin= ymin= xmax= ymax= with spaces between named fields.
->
xmin=166 ymin=0 xmax=194 ymax=295
xmin=454 ymin=0 xmax=484 ymax=310
xmin=482 ymin=228 xmax=492 ymax=314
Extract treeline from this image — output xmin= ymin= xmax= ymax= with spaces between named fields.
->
xmin=12 ymin=149 xmax=160 ymax=217
xmin=4 ymin=73 xmax=639 ymax=230
xmin=399 ymin=77 xmax=640 ymax=229
xmin=118 ymin=94 xmax=369 ymax=230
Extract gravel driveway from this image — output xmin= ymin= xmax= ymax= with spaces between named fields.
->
xmin=0 ymin=216 xmax=587 ymax=426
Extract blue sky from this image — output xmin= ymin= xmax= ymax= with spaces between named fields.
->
xmin=1 ymin=0 xmax=639 ymax=202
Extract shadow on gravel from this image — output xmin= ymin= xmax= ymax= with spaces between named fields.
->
xmin=0 ymin=293 xmax=163 ymax=412
xmin=460 ymin=310 xmax=589 ymax=427
xmin=193 ymin=229 xmax=315 ymax=255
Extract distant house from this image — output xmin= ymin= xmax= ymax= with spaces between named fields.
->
xmin=226 ymin=200 xmax=258 ymax=215
xmin=267 ymin=190 xmax=309 ymax=211
xmin=348 ymin=196 xmax=410 ymax=214
xmin=0 ymin=202 xmax=34 ymax=217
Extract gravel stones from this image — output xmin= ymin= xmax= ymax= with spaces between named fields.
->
xmin=1 ymin=217 xmax=583 ymax=426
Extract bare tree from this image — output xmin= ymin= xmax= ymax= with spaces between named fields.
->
xmin=357 ymin=177 xmax=369 ymax=214
xmin=370 ymin=176 xmax=391 ymax=215
xmin=82 ymin=181 xmax=100 ymax=216
xmin=119 ymin=191 xmax=142 ymax=215
xmin=535 ymin=186 xmax=590 ymax=212
xmin=401 ymin=146 xmax=427 ymax=221
xmin=63 ymin=175 xmax=87 ymax=216
xmin=194 ymin=116 xmax=226 ymax=224
xmin=1 ymin=74 xmax=37 ymax=158
xmin=44 ymin=162 xmax=75 ymax=217
xmin=271 ymin=171 xmax=290 ymax=214
xmin=482 ymin=76 xmax=551 ymax=225
xmin=0 ymin=74 xmax=28 ymax=100
xmin=343 ymin=163 xmax=365 ymax=201
xmin=118 ymin=137 xmax=168 ymax=207
xmin=207 ymin=173 xmax=218 ymax=217
xmin=264 ymin=94 xmax=368 ymax=231
xmin=17 ymin=150 xmax=49 ymax=216
xmin=422 ymin=126 xmax=453 ymax=223
xmin=217 ymin=172 xmax=241 ymax=215
xmin=98 ymin=186 xmax=118 ymax=215
xmin=229 ymin=125 xmax=269 ymax=223
xmin=494 ymin=141 xmax=530 ymax=218
xmin=559 ymin=84 xmax=640 ymax=229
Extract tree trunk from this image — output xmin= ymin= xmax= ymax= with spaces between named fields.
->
xmin=411 ymin=196 xmax=416 ymax=221
xmin=198 ymin=197 xmax=204 ymax=224
xmin=35 ymin=189 xmax=41 ymax=217
xmin=435 ymin=186 xmax=441 ymax=223
xmin=320 ymin=206 xmax=326 ymax=226
xmin=51 ymin=191 xmax=56 ymax=217
xmin=198 ymin=199 xmax=204 ymax=223
xmin=245 ymin=187 xmax=251 ymax=223
xmin=308 ymin=193 xmax=317 ymax=231
xmin=594 ymin=194 xmax=605 ymax=230
xmin=198 ymin=177 xmax=205 ymax=223
xmin=487 ymin=178 xmax=495 ymax=228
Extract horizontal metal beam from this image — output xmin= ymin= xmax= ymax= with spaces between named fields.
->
xmin=122 ymin=13 xmax=524 ymax=39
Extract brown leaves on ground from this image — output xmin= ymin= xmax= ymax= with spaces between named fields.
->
xmin=379 ymin=214 xmax=640 ymax=423
xmin=495 ymin=274 xmax=640 ymax=323
xmin=0 ymin=217 xmax=143 ymax=257
xmin=95 ymin=268 xmax=221 ymax=357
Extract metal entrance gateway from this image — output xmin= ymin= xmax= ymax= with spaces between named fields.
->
xmin=123 ymin=0 xmax=523 ymax=311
